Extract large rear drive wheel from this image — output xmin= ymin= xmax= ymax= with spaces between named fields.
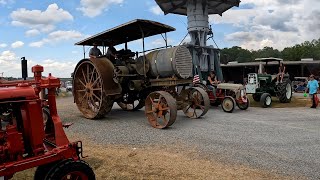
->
xmin=145 ymin=91 xmax=177 ymax=129
xmin=237 ymin=98 xmax=249 ymax=110
xmin=260 ymin=93 xmax=272 ymax=108
xmin=221 ymin=96 xmax=236 ymax=113
xmin=44 ymin=160 xmax=95 ymax=180
xmin=73 ymin=60 xmax=114 ymax=119
xmin=183 ymin=87 xmax=210 ymax=119
xmin=277 ymin=80 xmax=292 ymax=103
xmin=34 ymin=161 xmax=60 ymax=180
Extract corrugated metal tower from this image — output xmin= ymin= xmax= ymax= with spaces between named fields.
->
xmin=155 ymin=0 xmax=240 ymax=81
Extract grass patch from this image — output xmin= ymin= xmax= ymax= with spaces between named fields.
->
xmin=248 ymin=94 xmax=311 ymax=108
xmin=12 ymin=137 xmax=296 ymax=180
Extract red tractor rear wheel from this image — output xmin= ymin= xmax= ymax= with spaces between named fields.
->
xmin=237 ymin=99 xmax=250 ymax=110
xmin=34 ymin=161 xmax=60 ymax=180
xmin=44 ymin=160 xmax=95 ymax=180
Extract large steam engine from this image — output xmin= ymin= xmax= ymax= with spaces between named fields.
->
xmin=0 ymin=65 xmax=95 ymax=179
xmin=73 ymin=19 xmax=210 ymax=129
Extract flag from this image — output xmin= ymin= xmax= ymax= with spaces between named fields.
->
xmin=193 ymin=74 xmax=200 ymax=83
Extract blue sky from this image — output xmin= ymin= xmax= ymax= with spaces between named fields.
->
xmin=0 ymin=0 xmax=319 ymax=78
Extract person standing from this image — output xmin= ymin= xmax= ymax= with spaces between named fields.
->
xmin=306 ymin=74 xmax=319 ymax=108
xmin=89 ymin=42 xmax=102 ymax=59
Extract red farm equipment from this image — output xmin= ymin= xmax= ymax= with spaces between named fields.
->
xmin=195 ymin=83 xmax=249 ymax=113
xmin=0 ymin=65 xmax=95 ymax=180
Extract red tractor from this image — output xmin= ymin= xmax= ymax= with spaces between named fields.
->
xmin=0 ymin=65 xmax=95 ymax=179
xmin=195 ymin=83 xmax=249 ymax=113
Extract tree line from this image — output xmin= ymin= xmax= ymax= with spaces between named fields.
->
xmin=220 ymin=38 xmax=320 ymax=64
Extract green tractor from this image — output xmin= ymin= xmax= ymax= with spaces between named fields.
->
xmin=245 ymin=58 xmax=292 ymax=107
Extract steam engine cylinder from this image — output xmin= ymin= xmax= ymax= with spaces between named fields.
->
xmin=145 ymin=46 xmax=193 ymax=79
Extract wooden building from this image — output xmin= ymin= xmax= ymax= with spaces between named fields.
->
xmin=221 ymin=60 xmax=320 ymax=84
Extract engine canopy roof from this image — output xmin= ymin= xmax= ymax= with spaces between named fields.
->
xmin=75 ymin=19 xmax=175 ymax=46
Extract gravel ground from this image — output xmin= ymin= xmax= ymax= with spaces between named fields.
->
xmin=58 ymin=96 xmax=320 ymax=179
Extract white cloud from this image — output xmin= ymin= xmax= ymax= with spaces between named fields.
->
xmin=210 ymin=0 xmax=320 ymax=50
xmin=78 ymin=0 xmax=123 ymax=17
xmin=0 ymin=0 xmax=6 ymax=5
xmin=25 ymin=29 xmax=40 ymax=37
xmin=29 ymin=41 xmax=44 ymax=48
xmin=11 ymin=41 xmax=24 ymax=48
xmin=11 ymin=3 xmax=73 ymax=32
xmin=0 ymin=51 xmax=16 ymax=61
xmin=43 ymin=59 xmax=54 ymax=63
xmin=41 ymin=60 xmax=76 ymax=78
xmin=151 ymin=38 xmax=174 ymax=47
xmin=0 ymin=0 xmax=13 ymax=5
xmin=29 ymin=30 xmax=84 ymax=48
xmin=150 ymin=6 xmax=162 ymax=15
xmin=0 ymin=51 xmax=21 ymax=77
xmin=0 ymin=43 xmax=7 ymax=48
xmin=48 ymin=30 xmax=83 ymax=41
xmin=0 ymin=50 xmax=76 ymax=78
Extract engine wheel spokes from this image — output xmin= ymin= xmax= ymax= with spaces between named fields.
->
xmin=145 ymin=91 xmax=177 ymax=129
xmin=74 ymin=61 xmax=111 ymax=119
xmin=183 ymin=87 xmax=210 ymax=119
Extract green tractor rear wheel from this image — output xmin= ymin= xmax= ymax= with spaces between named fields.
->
xmin=276 ymin=80 xmax=292 ymax=103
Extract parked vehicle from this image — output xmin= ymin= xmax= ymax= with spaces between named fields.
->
xmin=65 ymin=81 xmax=73 ymax=92
xmin=245 ymin=58 xmax=292 ymax=107
xmin=292 ymin=77 xmax=308 ymax=92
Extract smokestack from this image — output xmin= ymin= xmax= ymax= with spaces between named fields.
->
xmin=21 ymin=57 xmax=28 ymax=80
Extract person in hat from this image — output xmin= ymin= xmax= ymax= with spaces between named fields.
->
xmin=89 ymin=42 xmax=102 ymax=58
xmin=106 ymin=42 xmax=117 ymax=62
xmin=306 ymin=74 xmax=319 ymax=108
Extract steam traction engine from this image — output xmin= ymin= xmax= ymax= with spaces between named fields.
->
xmin=0 ymin=65 xmax=95 ymax=179
xmin=73 ymin=19 xmax=210 ymax=129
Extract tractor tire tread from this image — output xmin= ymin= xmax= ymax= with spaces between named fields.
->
xmin=44 ymin=159 xmax=95 ymax=180
xmin=276 ymin=80 xmax=292 ymax=103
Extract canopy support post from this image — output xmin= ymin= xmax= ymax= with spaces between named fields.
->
xmin=165 ymin=33 xmax=168 ymax=48
xmin=83 ymin=45 xmax=85 ymax=59
xmin=102 ymin=42 xmax=105 ymax=55
xmin=139 ymin=24 xmax=146 ymax=78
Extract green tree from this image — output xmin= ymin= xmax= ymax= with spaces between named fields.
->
xmin=252 ymin=47 xmax=281 ymax=59
xmin=220 ymin=46 xmax=252 ymax=63
xmin=221 ymin=38 xmax=320 ymax=62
